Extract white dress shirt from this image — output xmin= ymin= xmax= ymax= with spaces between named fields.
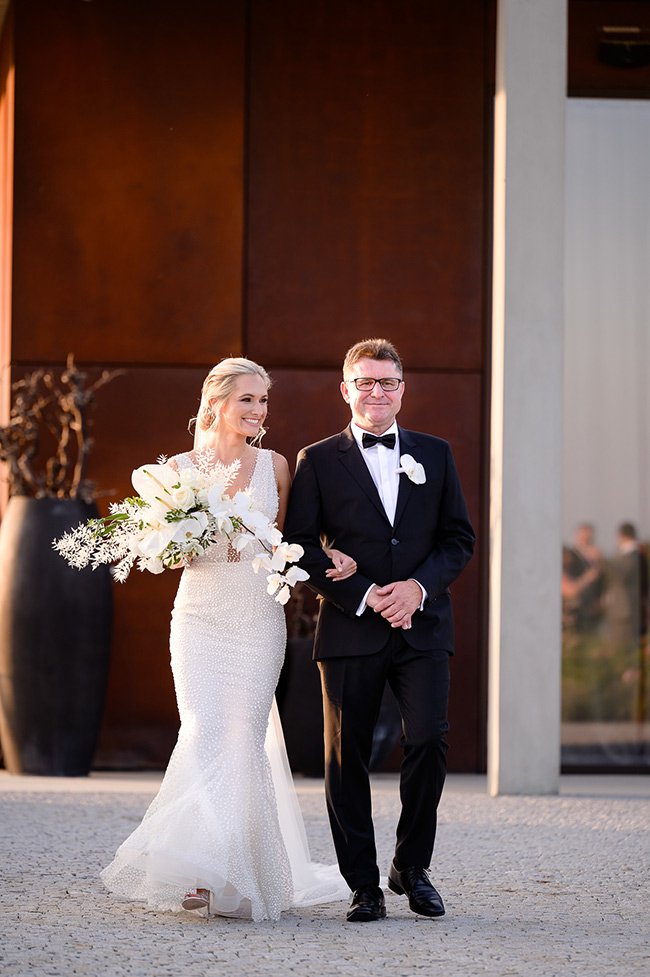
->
xmin=349 ymin=421 xmax=426 ymax=617
xmin=350 ymin=420 xmax=400 ymax=525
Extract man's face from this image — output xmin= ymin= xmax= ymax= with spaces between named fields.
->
xmin=341 ymin=356 xmax=404 ymax=434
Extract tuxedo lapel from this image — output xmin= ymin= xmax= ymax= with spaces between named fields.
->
xmin=337 ymin=426 xmax=391 ymax=524
xmin=393 ymin=427 xmax=418 ymax=529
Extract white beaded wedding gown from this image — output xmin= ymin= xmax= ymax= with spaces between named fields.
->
xmin=101 ymin=448 xmax=348 ymax=920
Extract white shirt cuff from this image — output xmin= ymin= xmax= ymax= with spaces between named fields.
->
xmin=356 ymin=584 xmax=376 ymax=616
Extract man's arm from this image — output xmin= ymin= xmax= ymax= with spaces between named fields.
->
xmin=406 ymin=442 xmax=475 ymax=598
xmin=284 ymin=450 xmax=373 ymax=616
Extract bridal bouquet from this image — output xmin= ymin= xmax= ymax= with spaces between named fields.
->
xmin=53 ymin=459 xmax=308 ymax=604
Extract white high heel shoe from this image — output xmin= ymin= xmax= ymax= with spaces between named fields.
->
xmin=182 ymin=888 xmax=215 ymax=918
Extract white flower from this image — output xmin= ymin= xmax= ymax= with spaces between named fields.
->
xmin=178 ymin=468 xmax=201 ymax=490
xmin=270 ymin=541 xmax=305 ymax=571
xmin=53 ymin=457 xmax=311 ymax=601
xmin=207 ymin=488 xmax=234 ymax=533
xmin=231 ymin=491 xmax=267 ymax=526
xmin=266 ymin=573 xmax=291 ymax=605
xmin=171 ymin=511 xmax=208 ymax=543
xmin=260 ymin=524 xmax=283 ymax=547
xmin=396 ymin=453 xmax=426 ymax=485
xmin=136 ymin=522 xmax=178 ymax=558
xmin=252 ymin=553 xmax=274 ymax=574
xmin=170 ymin=485 xmax=195 ymax=511
xmin=231 ymin=533 xmax=257 ymax=555
xmin=139 ymin=556 xmax=164 ymax=575
xmin=131 ymin=463 xmax=178 ymax=504
xmin=283 ymin=565 xmax=309 ymax=587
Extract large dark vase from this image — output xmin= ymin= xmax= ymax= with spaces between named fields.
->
xmin=0 ymin=496 xmax=113 ymax=775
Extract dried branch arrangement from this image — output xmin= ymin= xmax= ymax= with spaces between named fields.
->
xmin=0 ymin=354 xmax=122 ymax=500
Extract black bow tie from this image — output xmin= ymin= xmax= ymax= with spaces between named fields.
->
xmin=362 ymin=432 xmax=396 ymax=450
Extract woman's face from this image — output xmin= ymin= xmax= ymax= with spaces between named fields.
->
xmin=214 ymin=373 xmax=268 ymax=439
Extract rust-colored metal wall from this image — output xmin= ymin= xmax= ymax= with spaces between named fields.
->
xmin=10 ymin=0 xmax=247 ymax=766
xmin=246 ymin=0 xmax=491 ymax=770
xmin=6 ymin=0 xmax=493 ymax=770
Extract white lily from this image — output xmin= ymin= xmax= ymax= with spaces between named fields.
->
xmin=396 ymin=453 xmax=426 ymax=485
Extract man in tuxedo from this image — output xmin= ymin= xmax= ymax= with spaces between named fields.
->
xmin=284 ymin=338 xmax=475 ymax=922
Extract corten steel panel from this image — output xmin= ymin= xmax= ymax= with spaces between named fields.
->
xmin=10 ymin=362 xmax=206 ymax=767
xmin=12 ymin=0 xmax=245 ymax=365
xmin=266 ymin=368 xmax=484 ymax=771
xmin=90 ymin=365 xmax=204 ymax=767
xmin=569 ymin=1 xmax=650 ymax=96
xmin=246 ymin=0 xmax=489 ymax=371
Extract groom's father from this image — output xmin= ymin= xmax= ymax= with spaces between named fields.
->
xmin=284 ymin=338 xmax=475 ymax=922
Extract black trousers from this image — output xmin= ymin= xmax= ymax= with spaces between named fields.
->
xmin=318 ymin=631 xmax=450 ymax=891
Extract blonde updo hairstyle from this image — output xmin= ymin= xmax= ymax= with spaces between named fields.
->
xmin=192 ymin=357 xmax=272 ymax=447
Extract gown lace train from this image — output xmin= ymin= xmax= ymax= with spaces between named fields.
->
xmin=101 ymin=449 xmax=349 ymax=920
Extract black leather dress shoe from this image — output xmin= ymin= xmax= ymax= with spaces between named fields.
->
xmin=387 ymin=863 xmax=445 ymax=917
xmin=345 ymin=884 xmax=387 ymax=922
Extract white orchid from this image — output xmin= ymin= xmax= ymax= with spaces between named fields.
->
xmin=207 ymin=487 xmax=235 ymax=534
xmin=252 ymin=553 xmax=274 ymax=574
xmin=259 ymin=524 xmax=283 ymax=547
xmin=396 ymin=453 xmax=426 ymax=485
xmin=231 ymin=491 xmax=273 ymax=531
xmin=282 ymin=565 xmax=310 ymax=587
xmin=270 ymin=541 xmax=305 ymax=571
xmin=171 ymin=511 xmax=208 ymax=543
xmin=266 ymin=573 xmax=291 ymax=605
xmin=231 ymin=533 xmax=258 ymax=556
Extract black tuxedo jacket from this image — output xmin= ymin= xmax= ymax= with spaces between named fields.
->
xmin=283 ymin=425 xmax=475 ymax=659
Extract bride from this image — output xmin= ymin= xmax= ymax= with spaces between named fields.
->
xmin=101 ymin=358 xmax=353 ymax=920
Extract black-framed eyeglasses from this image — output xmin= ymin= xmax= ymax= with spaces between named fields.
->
xmin=345 ymin=377 xmax=403 ymax=392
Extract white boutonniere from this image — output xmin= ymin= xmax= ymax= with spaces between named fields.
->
xmin=396 ymin=454 xmax=426 ymax=485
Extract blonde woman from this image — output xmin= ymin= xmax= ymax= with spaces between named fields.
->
xmin=102 ymin=358 xmax=352 ymax=920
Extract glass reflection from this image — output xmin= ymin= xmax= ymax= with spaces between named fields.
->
xmin=562 ymin=522 xmax=650 ymax=767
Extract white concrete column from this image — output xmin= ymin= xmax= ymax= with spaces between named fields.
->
xmin=488 ymin=0 xmax=567 ymax=795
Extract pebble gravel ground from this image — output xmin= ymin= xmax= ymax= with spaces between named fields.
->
xmin=1 ymin=772 xmax=648 ymax=977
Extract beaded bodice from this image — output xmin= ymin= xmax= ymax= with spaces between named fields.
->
xmin=172 ymin=448 xmax=279 ymax=565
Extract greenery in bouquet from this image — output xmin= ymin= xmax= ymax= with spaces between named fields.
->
xmin=53 ymin=454 xmax=308 ymax=603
